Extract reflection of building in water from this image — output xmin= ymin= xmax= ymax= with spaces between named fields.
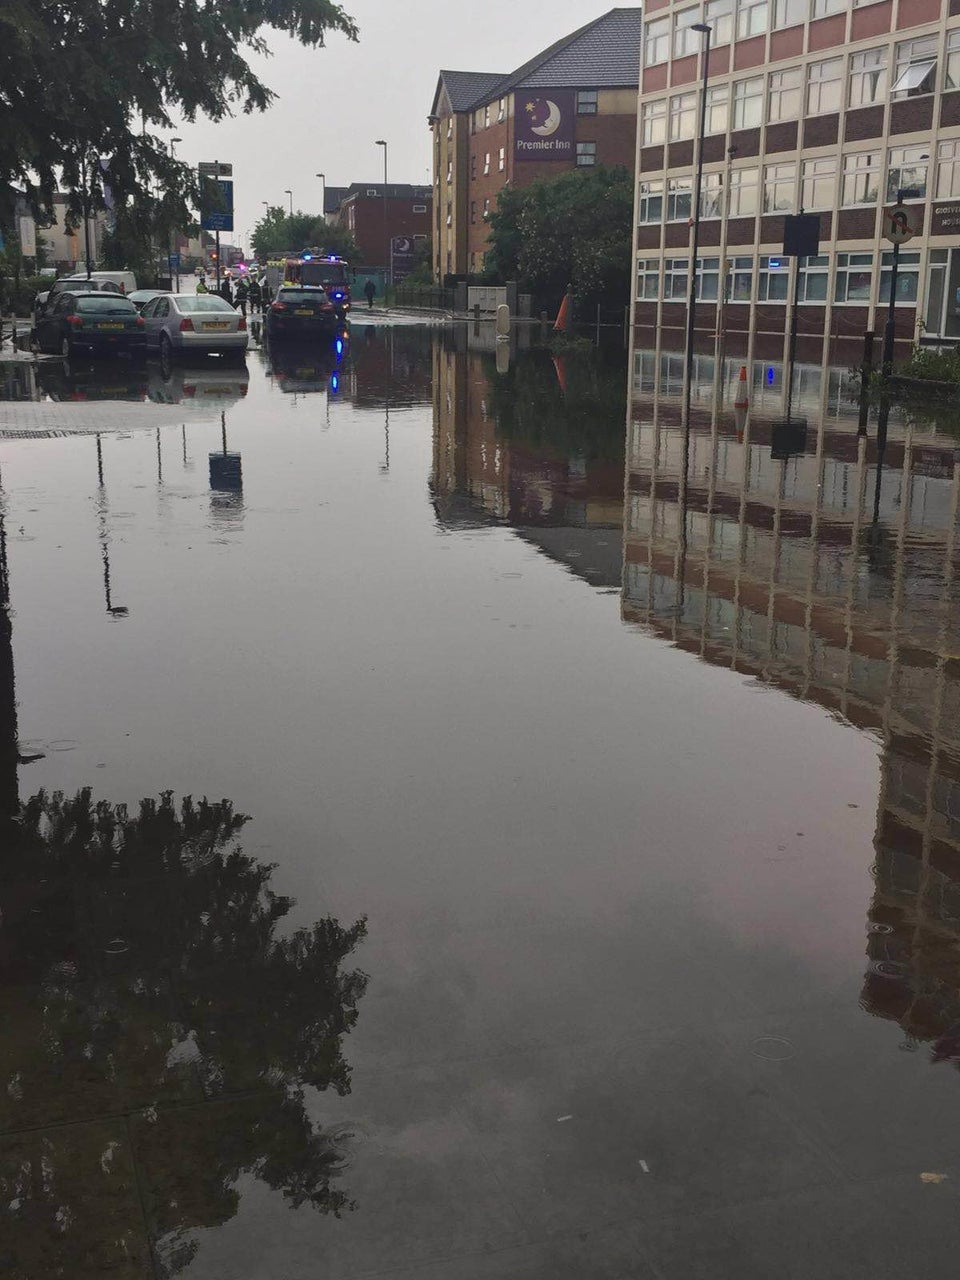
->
xmin=624 ymin=348 xmax=960 ymax=1058
xmin=353 ymin=325 xmax=433 ymax=410
xmin=431 ymin=341 xmax=625 ymax=584
xmin=0 ymin=503 xmax=18 ymax=816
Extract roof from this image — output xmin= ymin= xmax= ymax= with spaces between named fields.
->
xmin=339 ymin=184 xmax=432 ymax=202
xmin=323 ymin=185 xmax=349 ymax=215
xmin=429 ymin=10 xmax=641 ymax=117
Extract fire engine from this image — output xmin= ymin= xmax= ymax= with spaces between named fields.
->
xmin=264 ymin=251 xmax=352 ymax=317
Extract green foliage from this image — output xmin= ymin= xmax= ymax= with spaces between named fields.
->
xmin=0 ymin=272 xmax=49 ymax=315
xmin=252 ymin=206 xmax=358 ymax=261
xmin=0 ymin=0 xmax=358 ymax=235
xmin=484 ymin=166 xmax=634 ymax=311
xmin=898 ymin=345 xmax=960 ymax=383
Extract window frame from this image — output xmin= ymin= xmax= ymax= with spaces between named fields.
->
xmin=669 ymin=91 xmax=698 ymax=141
xmin=732 ymin=76 xmax=764 ymax=130
xmin=644 ymin=16 xmax=671 ymax=66
xmin=841 ymin=151 xmax=880 ymax=206
xmin=767 ymin=67 xmax=802 ymax=122
xmin=833 ymin=251 xmax=874 ymax=303
xmin=848 ymin=47 xmax=888 ymax=107
xmin=641 ymin=98 xmax=668 ymax=145
xmin=576 ymin=141 xmax=597 ymax=167
xmin=806 ymin=57 xmax=843 ymax=114
xmin=763 ymin=161 xmax=797 ymax=213
xmin=576 ymin=89 xmax=599 ymax=115
xmin=636 ymin=258 xmax=660 ymax=300
xmin=800 ymin=156 xmax=836 ymax=211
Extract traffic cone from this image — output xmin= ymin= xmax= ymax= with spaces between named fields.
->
xmin=734 ymin=402 xmax=747 ymax=443
xmin=551 ymin=355 xmax=567 ymax=394
xmin=553 ymin=292 xmax=571 ymax=333
xmin=734 ymin=364 xmax=749 ymax=410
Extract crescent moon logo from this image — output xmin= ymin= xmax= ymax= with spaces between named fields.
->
xmin=530 ymin=99 xmax=562 ymax=137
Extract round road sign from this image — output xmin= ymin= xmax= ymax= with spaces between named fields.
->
xmin=883 ymin=205 xmax=916 ymax=245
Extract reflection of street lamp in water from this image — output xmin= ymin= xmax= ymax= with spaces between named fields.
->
xmin=95 ymin=435 xmax=129 ymax=617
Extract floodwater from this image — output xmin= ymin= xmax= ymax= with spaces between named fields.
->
xmin=2 ymin=323 xmax=960 ymax=1278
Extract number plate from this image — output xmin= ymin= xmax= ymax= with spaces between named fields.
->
xmin=204 ymin=321 xmax=230 ymax=330
xmin=98 ymin=323 xmax=123 ymax=331
xmin=294 ymin=309 xmax=314 ymax=316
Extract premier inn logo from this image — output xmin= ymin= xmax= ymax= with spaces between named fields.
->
xmin=515 ymin=92 xmax=575 ymax=160
xmin=526 ymin=98 xmax=561 ymax=136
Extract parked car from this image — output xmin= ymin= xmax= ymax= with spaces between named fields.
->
xmin=265 ymin=287 xmax=341 ymax=341
xmin=139 ymin=293 xmax=248 ymax=361
xmin=66 ymin=270 xmax=138 ymax=296
xmin=34 ymin=277 xmax=123 ymax=324
xmin=128 ymin=288 xmax=170 ymax=312
xmin=33 ymin=292 xmax=146 ymax=359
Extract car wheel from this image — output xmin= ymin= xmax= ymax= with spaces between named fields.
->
xmin=159 ymin=332 xmax=172 ymax=360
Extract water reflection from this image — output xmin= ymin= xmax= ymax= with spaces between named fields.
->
xmin=0 ymin=789 xmax=367 ymax=1276
xmin=624 ymin=350 xmax=960 ymax=1066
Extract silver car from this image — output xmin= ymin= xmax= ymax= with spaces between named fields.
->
xmin=139 ymin=293 xmax=248 ymax=361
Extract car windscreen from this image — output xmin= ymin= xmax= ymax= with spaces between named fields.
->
xmin=75 ymin=296 xmax=137 ymax=313
xmin=56 ymin=280 xmax=96 ymax=291
xmin=277 ymin=290 xmax=328 ymax=303
xmin=299 ymin=262 xmax=347 ymax=286
xmin=175 ymin=296 xmax=234 ymax=312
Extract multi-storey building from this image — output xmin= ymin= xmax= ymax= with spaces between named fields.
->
xmin=429 ymin=8 xmax=642 ymax=280
xmin=327 ymin=184 xmax=432 ymax=273
xmin=632 ymin=0 xmax=960 ymax=362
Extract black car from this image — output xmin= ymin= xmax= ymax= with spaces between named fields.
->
xmin=33 ymin=277 xmax=122 ymax=323
xmin=265 ymin=287 xmax=340 ymax=341
xmin=34 ymin=292 xmax=146 ymax=359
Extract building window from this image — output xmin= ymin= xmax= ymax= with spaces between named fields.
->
xmin=669 ymin=92 xmax=697 ymax=141
xmin=701 ymin=171 xmax=724 ymax=219
xmin=664 ymin=258 xmax=689 ymax=299
xmin=576 ymin=141 xmax=597 ymax=167
xmin=737 ymin=0 xmax=769 ymax=40
xmin=412 ymin=204 xmax=427 ymax=213
xmin=758 ymin=256 xmax=790 ymax=300
xmin=834 ymin=252 xmax=874 ymax=303
xmin=936 ymin=139 xmax=960 ymax=199
xmin=763 ymin=162 xmax=797 ymax=212
xmin=849 ymin=49 xmax=888 ymax=107
xmin=498 ymin=147 xmax=505 ymax=171
xmin=801 ymin=157 xmax=836 ymax=210
xmin=446 ymin=119 xmax=452 ymax=140
xmin=732 ymin=77 xmax=764 ymax=130
xmin=806 ymin=58 xmax=843 ymax=114
xmin=366 ymin=188 xmax=378 ymax=197
xmin=644 ymin=17 xmax=671 ymax=65
xmin=483 ymin=197 xmax=490 ymax=218
xmin=638 ymin=179 xmax=664 ymax=223
xmin=483 ymin=152 xmax=490 ymax=175
xmin=729 ymin=256 xmax=754 ymax=302
xmin=768 ymin=67 xmax=802 ymax=122
xmin=636 ymin=258 xmax=660 ymax=299
xmin=446 ymin=202 xmax=452 ymax=227
xmin=577 ymin=89 xmax=598 ymax=115
xmin=641 ymin=99 xmax=668 ymax=145
xmin=667 ymin=176 xmax=692 ymax=221
xmin=484 ymin=104 xmax=490 ymax=127
xmin=892 ymin=36 xmax=937 ymax=96
xmin=841 ymin=152 xmax=880 ymax=205
xmin=470 ymin=201 xmax=477 ymax=225
xmin=887 ymin=145 xmax=928 ymax=200
xmin=446 ymin=162 xmax=452 ymax=183
xmin=706 ymin=84 xmax=729 ymax=134
xmin=946 ymin=30 xmax=960 ymax=91
xmin=697 ymin=257 xmax=720 ymax=300
xmin=812 ymin=0 xmax=844 ymax=15
xmin=773 ymin=0 xmax=806 ymax=28
xmin=879 ymin=249 xmax=920 ymax=303
xmin=729 ymin=167 xmax=759 ymax=216
xmin=471 ymin=155 xmax=477 ymax=179
xmin=498 ymin=97 xmax=506 ymax=121
xmin=705 ymin=0 xmax=733 ymax=45
xmin=674 ymin=8 xmax=702 ymax=57
xmin=798 ymin=255 xmax=829 ymax=301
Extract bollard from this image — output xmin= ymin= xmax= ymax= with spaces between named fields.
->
xmin=496 ymin=303 xmax=510 ymax=338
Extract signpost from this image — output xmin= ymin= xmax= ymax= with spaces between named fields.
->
xmin=782 ymin=212 xmax=821 ymax=423
xmin=881 ymin=202 xmax=917 ymax=376
xmin=199 ymin=162 xmax=234 ymax=290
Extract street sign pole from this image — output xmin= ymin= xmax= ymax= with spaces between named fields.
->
xmin=214 ymin=161 xmax=221 ymax=292
xmin=881 ymin=198 xmax=916 ymax=378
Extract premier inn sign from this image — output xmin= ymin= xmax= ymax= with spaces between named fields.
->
xmin=514 ymin=91 xmax=575 ymax=162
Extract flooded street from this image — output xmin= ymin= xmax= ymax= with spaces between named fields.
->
xmin=2 ymin=324 xmax=960 ymax=1277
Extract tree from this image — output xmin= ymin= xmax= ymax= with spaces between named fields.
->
xmin=251 ymin=206 xmax=358 ymax=261
xmin=0 ymin=0 xmax=358 ymax=236
xmin=484 ymin=166 xmax=634 ymax=311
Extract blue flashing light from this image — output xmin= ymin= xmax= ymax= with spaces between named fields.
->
xmin=767 ymin=366 xmax=775 ymax=385
xmin=301 ymin=251 xmax=313 ymax=261
xmin=331 ymin=374 xmax=339 ymax=393
xmin=333 ymin=291 xmax=343 ymax=300
xmin=335 ymin=338 xmax=343 ymax=356
xmin=769 ymin=257 xmax=782 ymax=269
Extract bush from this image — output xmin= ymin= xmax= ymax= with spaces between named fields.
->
xmin=899 ymin=345 xmax=960 ymax=383
xmin=0 ymin=274 xmax=49 ymax=316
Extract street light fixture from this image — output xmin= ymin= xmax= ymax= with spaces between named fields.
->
xmin=375 ymin=140 xmax=389 ymax=287
xmin=682 ymin=22 xmax=712 ymax=437
xmin=316 ymin=172 xmax=326 ymax=220
xmin=169 ymin=137 xmax=182 ymax=290
xmin=284 ymin=188 xmax=293 ymax=217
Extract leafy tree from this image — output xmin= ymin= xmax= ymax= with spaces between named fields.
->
xmin=0 ymin=788 xmax=368 ymax=1277
xmin=251 ymin=206 xmax=358 ymax=261
xmin=484 ymin=166 xmax=634 ymax=311
xmin=0 ymin=0 xmax=358 ymax=238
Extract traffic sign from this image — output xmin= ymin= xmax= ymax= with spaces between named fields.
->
xmin=198 ymin=161 xmax=233 ymax=177
xmin=882 ymin=204 xmax=916 ymax=245
xmin=168 ymin=253 xmax=181 ymax=270
xmin=200 ymin=178 xmax=234 ymax=233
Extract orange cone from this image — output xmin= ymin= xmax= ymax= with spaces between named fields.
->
xmin=551 ymin=355 xmax=567 ymax=393
xmin=553 ymin=294 xmax=570 ymax=333
xmin=734 ymin=364 xmax=749 ymax=410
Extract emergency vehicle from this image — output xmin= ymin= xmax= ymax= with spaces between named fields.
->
xmin=264 ymin=251 xmax=352 ymax=317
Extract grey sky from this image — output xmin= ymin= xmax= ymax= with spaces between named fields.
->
xmin=172 ymin=0 xmax=626 ymax=253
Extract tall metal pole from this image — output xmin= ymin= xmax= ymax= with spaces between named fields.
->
xmin=81 ymin=153 xmax=93 ymax=279
xmin=376 ymin=140 xmax=389 ymax=286
xmin=169 ymin=137 xmax=182 ymax=291
xmin=682 ymin=23 xmax=712 ymax=431
xmin=316 ymin=172 xmax=326 ymax=220
xmin=881 ymin=194 xmax=903 ymax=378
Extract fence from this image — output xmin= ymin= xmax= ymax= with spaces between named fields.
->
xmin=392 ymin=284 xmax=456 ymax=311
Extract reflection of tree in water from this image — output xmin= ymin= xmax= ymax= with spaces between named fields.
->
xmin=1 ymin=789 xmax=367 ymax=1277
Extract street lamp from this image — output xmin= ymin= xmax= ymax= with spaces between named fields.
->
xmin=169 ymin=137 xmax=182 ymax=290
xmin=316 ymin=172 xmax=326 ymax=220
xmin=284 ymin=188 xmax=293 ymax=217
xmin=682 ymin=22 xmax=712 ymax=435
xmin=375 ymin=139 xmax=389 ymax=286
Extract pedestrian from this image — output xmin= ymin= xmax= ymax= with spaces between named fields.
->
xmin=248 ymin=277 xmax=262 ymax=314
xmin=364 ymin=278 xmax=376 ymax=310
xmin=196 ymin=277 xmax=208 ymax=294
xmin=235 ymin=278 xmax=249 ymax=317
xmin=220 ymin=277 xmax=233 ymax=305
xmin=260 ymin=274 xmax=272 ymax=307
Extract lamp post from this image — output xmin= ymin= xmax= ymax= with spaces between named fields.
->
xmin=375 ymin=139 xmax=389 ymax=286
xmin=316 ymin=172 xmax=326 ymax=220
xmin=881 ymin=160 xmax=925 ymax=378
xmin=284 ymin=188 xmax=293 ymax=218
xmin=169 ymin=137 xmax=182 ymax=291
xmin=682 ymin=21 xmax=712 ymax=433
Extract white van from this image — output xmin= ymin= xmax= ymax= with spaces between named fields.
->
xmin=67 ymin=270 xmax=137 ymax=295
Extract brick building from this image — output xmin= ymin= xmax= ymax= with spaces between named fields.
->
xmin=632 ymin=0 xmax=960 ymax=362
xmin=328 ymin=184 xmax=432 ymax=272
xmin=429 ymin=8 xmax=642 ymax=279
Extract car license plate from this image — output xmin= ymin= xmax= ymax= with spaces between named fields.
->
xmin=205 ymin=321 xmax=230 ymax=330
xmin=294 ymin=308 xmax=313 ymax=316
xmin=98 ymin=323 xmax=123 ymax=331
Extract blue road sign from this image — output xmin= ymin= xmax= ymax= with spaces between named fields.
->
xmin=201 ymin=179 xmax=234 ymax=233
xmin=168 ymin=253 xmax=181 ymax=269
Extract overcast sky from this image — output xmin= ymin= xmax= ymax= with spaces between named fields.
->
xmin=171 ymin=0 xmax=622 ymax=253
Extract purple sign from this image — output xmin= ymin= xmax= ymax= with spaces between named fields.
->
xmin=514 ymin=91 xmax=575 ymax=163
